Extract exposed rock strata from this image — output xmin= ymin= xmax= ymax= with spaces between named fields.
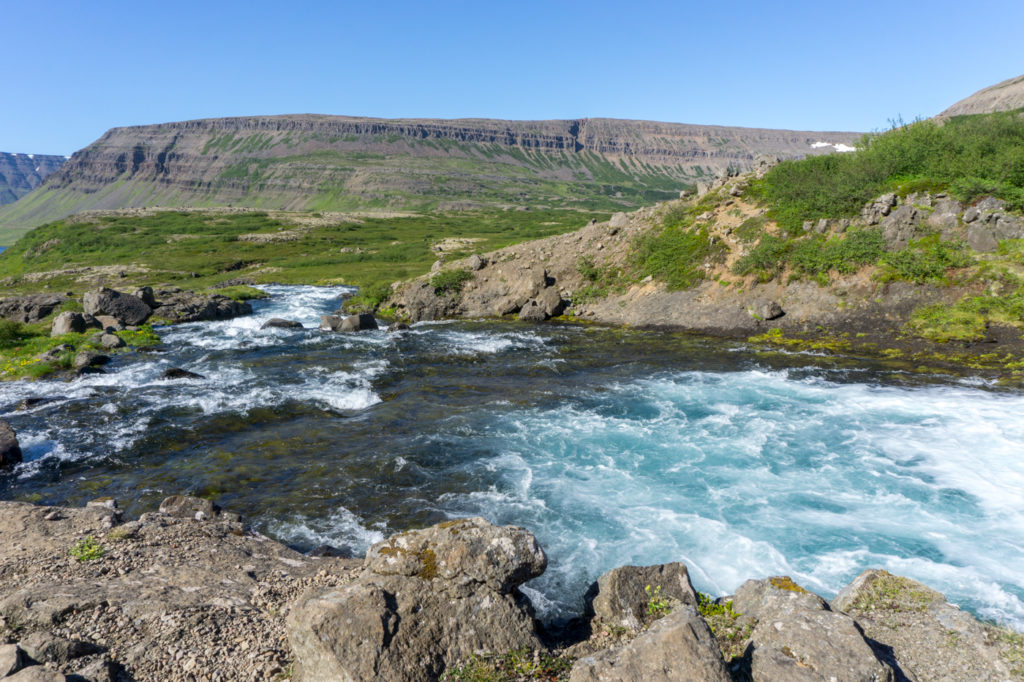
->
xmin=0 ymin=115 xmax=860 ymax=234
xmin=0 ymin=153 xmax=65 ymax=206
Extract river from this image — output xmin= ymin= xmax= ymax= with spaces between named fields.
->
xmin=2 ymin=285 xmax=1023 ymax=627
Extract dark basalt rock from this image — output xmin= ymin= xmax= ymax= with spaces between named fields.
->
xmin=260 ymin=318 xmax=303 ymax=329
xmin=0 ymin=420 xmax=22 ymax=469
xmin=83 ymin=287 xmax=153 ymax=326
xmin=161 ymin=368 xmax=204 ymax=380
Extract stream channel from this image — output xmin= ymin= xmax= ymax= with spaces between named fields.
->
xmin=2 ymin=285 xmax=1024 ymax=627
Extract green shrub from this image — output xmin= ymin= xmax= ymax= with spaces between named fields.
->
xmin=431 ymin=269 xmax=473 ymax=296
xmin=69 ymin=535 xmax=104 ymax=562
xmin=748 ymin=111 xmax=1024 ymax=231
xmin=633 ymin=225 xmax=726 ymax=289
xmin=878 ymin=236 xmax=974 ymax=284
xmin=733 ymin=234 xmax=791 ymax=281
xmin=0 ymin=319 xmax=27 ymax=347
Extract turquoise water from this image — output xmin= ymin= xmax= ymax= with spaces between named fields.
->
xmin=2 ymin=285 xmax=1024 ymax=627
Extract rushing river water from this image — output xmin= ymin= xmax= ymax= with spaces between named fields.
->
xmin=2 ymin=285 xmax=1024 ymax=627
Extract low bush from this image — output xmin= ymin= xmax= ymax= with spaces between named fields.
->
xmin=633 ymin=225 xmax=726 ymax=289
xmin=431 ymin=269 xmax=473 ymax=296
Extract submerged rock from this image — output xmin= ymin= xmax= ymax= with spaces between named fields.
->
xmin=161 ymin=367 xmax=204 ymax=380
xmin=261 ymin=318 xmax=304 ymax=329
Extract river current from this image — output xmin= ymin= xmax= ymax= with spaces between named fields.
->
xmin=2 ymin=285 xmax=1023 ymax=627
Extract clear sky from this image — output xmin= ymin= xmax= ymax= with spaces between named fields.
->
xmin=4 ymin=0 xmax=1023 ymax=155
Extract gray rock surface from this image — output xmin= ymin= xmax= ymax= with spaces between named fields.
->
xmin=587 ymin=562 xmax=698 ymax=632
xmin=71 ymin=351 xmax=109 ymax=371
xmin=158 ymin=495 xmax=216 ymax=520
xmin=288 ymin=517 xmax=546 ymax=682
xmin=0 ymin=420 xmax=22 ymax=468
xmin=569 ymin=606 xmax=730 ymax=682
xmin=833 ymin=569 xmax=1018 ymax=682
xmin=82 ymin=288 xmax=152 ymax=326
xmin=149 ymin=290 xmax=251 ymax=323
xmin=0 ymin=500 xmax=360 ymax=681
xmin=98 ymin=333 xmax=124 ymax=349
xmin=5 ymin=666 xmax=67 ymax=681
xmin=19 ymin=631 xmax=98 ymax=666
xmin=0 ymin=294 xmax=67 ymax=324
xmin=0 ymin=643 xmax=25 ymax=676
xmin=160 ymin=367 xmax=203 ymax=380
xmin=732 ymin=576 xmax=894 ymax=682
xmin=339 ymin=313 xmax=378 ymax=332
xmin=50 ymin=312 xmax=88 ymax=337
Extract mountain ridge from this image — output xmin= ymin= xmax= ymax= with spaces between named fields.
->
xmin=0 ymin=114 xmax=859 ymax=244
xmin=939 ymin=73 xmax=1024 ymax=117
xmin=0 ymin=152 xmax=66 ymax=206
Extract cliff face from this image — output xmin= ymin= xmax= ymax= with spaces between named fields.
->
xmin=0 ymin=152 xmax=66 ymax=205
xmin=0 ymin=115 xmax=859 ymax=242
xmin=939 ymin=73 xmax=1024 ymax=117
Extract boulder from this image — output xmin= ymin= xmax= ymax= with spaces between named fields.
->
xmin=319 ymin=315 xmax=343 ymax=331
xmin=19 ymin=631 xmax=99 ymax=666
xmin=1 ymin=420 xmax=24 ymax=469
xmin=832 ymin=569 xmax=1017 ymax=681
xmin=99 ymin=333 xmax=125 ymax=349
xmin=159 ymin=495 xmax=217 ymax=520
xmin=161 ymin=368 xmax=204 ymax=380
xmin=150 ymin=291 xmax=252 ymax=323
xmin=261 ymin=318 xmax=304 ymax=329
xmin=732 ymin=576 xmax=894 ymax=682
xmin=751 ymin=300 xmax=784 ymax=321
xmin=72 ymin=351 xmax=110 ymax=370
xmin=586 ymin=562 xmax=698 ymax=633
xmin=569 ymin=606 xmax=730 ymax=682
xmin=386 ymin=322 xmax=410 ymax=332
xmin=50 ymin=311 xmax=87 ymax=337
xmin=94 ymin=315 xmax=124 ymax=331
xmin=0 ymin=643 xmax=25 ymax=677
xmin=518 ymin=300 xmax=548 ymax=322
xmin=132 ymin=286 xmax=156 ymax=307
xmin=609 ymin=212 xmax=629 ymax=229
xmin=927 ymin=197 xmax=962 ymax=232
xmin=0 ymin=294 xmax=67 ymax=324
xmin=6 ymin=667 xmax=67 ymax=681
xmin=753 ymin=154 xmax=782 ymax=179
xmin=466 ymin=254 xmax=487 ymax=271
xmin=967 ymin=224 xmax=999 ymax=252
xmin=82 ymin=288 xmax=152 ymax=326
xmin=288 ymin=517 xmax=546 ymax=681
xmin=880 ymin=204 xmax=922 ymax=250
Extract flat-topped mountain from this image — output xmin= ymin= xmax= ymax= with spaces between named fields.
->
xmin=0 ymin=151 xmax=66 ymax=205
xmin=0 ymin=115 xmax=859 ymax=244
xmin=939 ymin=73 xmax=1024 ymax=117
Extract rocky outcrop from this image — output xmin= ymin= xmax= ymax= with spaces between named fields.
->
xmin=832 ymin=569 xmax=1019 ymax=681
xmin=287 ymin=517 xmax=546 ymax=682
xmin=0 ymin=294 xmax=67 ymax=324
xmin=569 ymin=606 xmax=731 ymax=682
xmin=585 ymin=562 xmax=698 ymax=633
xmin=0 ymin=420 xmax=21 ymax=468
xmin=149 ymin=289 xmax=252 ymax=323
xmin=0 ymin=152 xmax=65 ymax=206
xmin=0 ymin=499 xmax=361 ymax=681
xmin=938 ymin=73 xmax=1024 ymax=118
xmin=731 ymin=576 xmax=895 ymax=681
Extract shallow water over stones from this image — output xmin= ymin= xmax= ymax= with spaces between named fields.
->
xmin=2 ymin=285 xmax=1024 ymax=627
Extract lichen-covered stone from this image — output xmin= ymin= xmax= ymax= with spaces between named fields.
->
xmin=586 ymin=562 xmax=697 ymax=632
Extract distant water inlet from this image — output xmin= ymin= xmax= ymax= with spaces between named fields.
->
xmin=2 ymin=285 xmax=1024 ymax=628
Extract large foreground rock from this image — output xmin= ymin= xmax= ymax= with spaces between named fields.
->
xmin=287 ymin=517 xmax=547 ymax=682
xmin=569 ymin=606 xmax=730 ymax=682
xmin=0 ymin=420 xmax=22 ymax=468
xmin=82 ymin=288 xmax=152 ymax=326
xmin=319 ymin=313 xmax=378 ymax=332
xmin=833 ymin=569 xmax=1018 ymax=681
xmin=732 ymin=576 xmax=895 ymax=682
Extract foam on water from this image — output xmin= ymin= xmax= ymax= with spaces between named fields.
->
xmin=425 ymin=369 xmax=1024 ymax=626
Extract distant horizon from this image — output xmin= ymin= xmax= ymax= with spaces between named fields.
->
xmin=5 ymin=0 xmax=1023 ymax=155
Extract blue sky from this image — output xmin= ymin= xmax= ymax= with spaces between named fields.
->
xmin=4 ymin=0 xmax=1023 ymax=155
